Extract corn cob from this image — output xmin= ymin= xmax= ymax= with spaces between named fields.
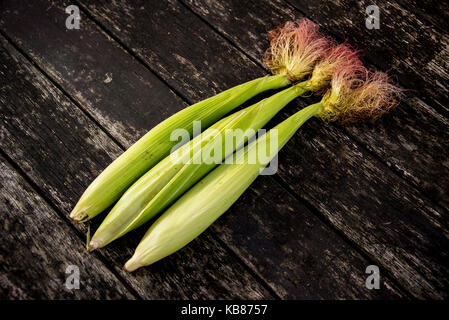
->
xmin=124 ymin=68 xmax=400 ymax=271
xmin=88 ymin=82 xmax=307 ymax=250
xmin=89 ymin=42 xmax=361 ymax=249
xmin=71 ymin=19 xmax=327 ymax=222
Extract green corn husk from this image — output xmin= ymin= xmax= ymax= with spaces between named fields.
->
xmin=124 ymin=102 xmax=323 ymax=271
xmin=71 ymin=19 xmax=331 ymax=222
xmin=89 ymin=82 xmax=311 ymax=250
xmin=70 ymin=75 xmax=290 ymax=222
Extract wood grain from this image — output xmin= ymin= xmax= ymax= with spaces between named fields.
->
xmin=276 ymin=115 xmax=449 ymax=299
xmin=0 ymin=34 xmax=272 ymax=299
xmin=79 ymin=0 xmax=265 ymax=102
xmin=0 ymin=155 xmax=136 ymax=299
xmin=392 ymin=0 xmax=449 ymax=32
xmin=1 ymin=0 xmax=187 ymax=149
xmin=213 ymin=176 xmax=406 ymax=299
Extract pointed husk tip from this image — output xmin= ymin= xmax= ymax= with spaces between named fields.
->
xmin=124 ymin=256 xmax=143 ymax=272
xmin=87 ymin=240 xmax=100 ymax=252
xmin=70 ymin=206 xmax=89 ymax=222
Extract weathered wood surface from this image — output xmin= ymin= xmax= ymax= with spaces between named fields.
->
xmin=0 ymin=156 xmax=136 ymax=299
xmin=391 ymin=0 xmax=449 ymax=33
xmin=80 ymin=0 xmax=264 ymax=103
xmin=276 ymin=116 xmax=449 ymax=299
xmin=0 ymin=0 xmax=407 ymax=299
xmin=0 ymin=0 xmax=447 ymax=299
xmin=2 ymin=1 xmax=187 ymax=149
xmin=0 ymin=34 xmax=272 ymax=299
xmin=214 ymin=177 xmax=405 ymax=299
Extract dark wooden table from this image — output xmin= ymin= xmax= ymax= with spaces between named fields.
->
xmin=0 ymin=0 xmax=448 ymax=299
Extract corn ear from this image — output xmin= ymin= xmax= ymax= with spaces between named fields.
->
xmin=124 ymin=102 xmax=322 ymax=271
xmin=70 ymin=75 xmax=290 ymax=222
xmin=89 ymin=83 xmax=309 ymax=250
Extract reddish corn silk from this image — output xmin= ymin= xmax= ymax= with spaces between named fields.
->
xmin=344 ymin=72 xmax=402 ymax=122
xmin=263 ymin=19 xmax=329 ymax=81
xmin=320 ymin=65 xmax=402 ymax=123
xmin=308 ymin=43 xmax=363 ymax=92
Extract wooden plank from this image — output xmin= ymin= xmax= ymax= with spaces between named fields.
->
xmin=343 ymin=97 xmax=449 ymax=212
xmin=72 ymin=0 xmax=449 ymax=298
xmin=181 ymin=0 xmax=449 ymax=212
xmin=79 ymin=0 xmax=265 ymax=103
xmin=0 ymin=34 xmax=272 ymax=299
xmin=286 ymin=0 xmax=449 ymax=116
xmin=213 ymin=177 xmax=406 ymax=299
xmin=0 ymin=156 xmax=136 ymax=299
xmin=392 ymin=0 xmax=449 ymax=32
xmin=276 ymin=114 xmax=449 ymax=299
xmin=0 ymin=0 xmax=406 ymax=299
